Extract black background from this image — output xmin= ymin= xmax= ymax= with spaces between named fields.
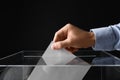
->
xmin=0 ymin=0 xmax=120 ymax=58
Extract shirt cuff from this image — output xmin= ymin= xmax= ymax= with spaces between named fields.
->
xmin=90 ymin=27 xmax=116 ymax=51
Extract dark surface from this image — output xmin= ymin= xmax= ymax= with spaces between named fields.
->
xmin=0 ymin=0 xmax=120 ymax=57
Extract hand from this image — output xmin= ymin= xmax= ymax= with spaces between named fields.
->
xmin=51 ymin=23 xmax=95 ymax=53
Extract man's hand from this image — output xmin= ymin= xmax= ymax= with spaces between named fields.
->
xmin=51 ymin=23 xmax=95 ymax=53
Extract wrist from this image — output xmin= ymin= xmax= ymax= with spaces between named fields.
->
xmin=88 ymin=32 xmax=95 ymax=47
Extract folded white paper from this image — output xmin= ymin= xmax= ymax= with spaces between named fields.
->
xmin=42 ymin=41 xmax=76 ymax=65
xmin=27 ymin=41 xmax=91 ymax=80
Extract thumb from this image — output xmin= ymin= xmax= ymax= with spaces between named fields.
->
xmin=51 ymin=39 xmax=70 ymax=50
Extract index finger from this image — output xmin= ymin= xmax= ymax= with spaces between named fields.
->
xmin=53 ymin=24 xmax=69 ymax=42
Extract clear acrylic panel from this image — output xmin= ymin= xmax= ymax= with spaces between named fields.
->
xmin=0 ymin=50 xmax=120 ymax=80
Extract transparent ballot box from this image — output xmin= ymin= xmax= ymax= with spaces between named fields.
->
xmin=0 ymin=50 xmax=120 ymax=80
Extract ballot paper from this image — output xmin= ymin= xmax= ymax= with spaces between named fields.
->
xmin=42 ymin=41 xmax=76 ymax=65
xmin=27 ymin=41 xmax=91 ymax=80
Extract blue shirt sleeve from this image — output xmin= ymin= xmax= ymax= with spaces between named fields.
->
xmin=91 ymin=23 xmax=120 ymax=51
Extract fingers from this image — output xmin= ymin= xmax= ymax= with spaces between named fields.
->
xmin=53 ymin=24 xmax=70 ymax=42
xmin=52 ymin=23 xmax=76 ymax=50
xmin=51 ymin=39 xmax=70 ymax=50
xmin=53 ymin=30 xmax=65 ymax=42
